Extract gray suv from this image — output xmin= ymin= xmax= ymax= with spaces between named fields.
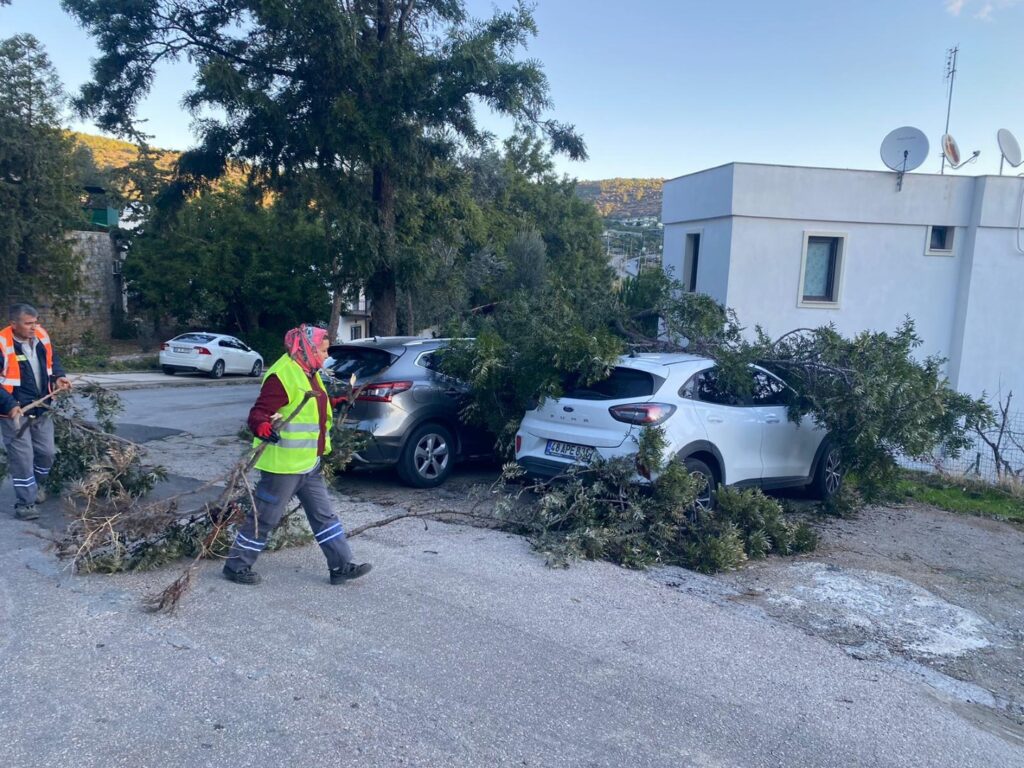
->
xmin=324 ymin=337 xmax=492 ymax=487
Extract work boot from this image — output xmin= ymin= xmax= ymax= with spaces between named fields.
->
xmin=329 ymin=562 xmax=373 ymax=584
xmin=14 ymin=504 xmax=39 ymax=521
xmin=223 ymin=565 xmax=262 ymax=585
xmin=35 ymin=487 xmax=47 ymax=504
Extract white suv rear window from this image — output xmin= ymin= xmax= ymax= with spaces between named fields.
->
xmin=565 ymin=367 xmax=662 ymax=400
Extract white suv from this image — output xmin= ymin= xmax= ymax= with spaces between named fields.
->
xmin=514 ymin=353 xmax=842 ymax=507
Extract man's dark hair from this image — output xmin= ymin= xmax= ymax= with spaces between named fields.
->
xmin=9 ymin=303 xmax=38 ymax=322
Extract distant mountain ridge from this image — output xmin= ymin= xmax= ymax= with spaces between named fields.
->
xmin=575 ymin=177 xmax=663 ymax=220
xmin=72 ymin=132 xmax=179 ymax=173
xmin=72 ymin=132 xmax=247 ymax=188
xmin=74 ymin=132 xmax=665 ymax=222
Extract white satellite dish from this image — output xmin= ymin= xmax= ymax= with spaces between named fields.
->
xmin=997 ymin=128 xmax=1022 ymax=174
xmin=880 ymin=127 xmax=929 ymax=172
xmin=880 ymin=126 xmax=929 ymax=190
xmin=940 ymin=132 xmax=980 ymax=171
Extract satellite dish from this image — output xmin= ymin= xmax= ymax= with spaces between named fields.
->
xmin=940 ymin=132 xmax=980 ymax=171
xmin=942 ymin=134 xmax=961 ymax=166
xmin=880 ymin=127 xmax=929 ymax=190
xmin=880 ymin=126 xmax=929 ymax=173
xmin=997 ymin=128 xmax=1022 ymax=173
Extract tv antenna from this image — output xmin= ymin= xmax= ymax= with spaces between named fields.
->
xmin=941 ymin=45 xmax=958 ymax=174
xmin=880 ymin=127 xmax=929 ymax=191
xmin=940 ymin=132 xmax=980 ymax=170
xmin=997 ymin=128 xmax=1022 ymax=174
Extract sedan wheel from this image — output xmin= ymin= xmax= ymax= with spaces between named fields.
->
xmin=250 ymin=360 xmax=263 ymax=377
xmin=208 ymin=359 xmax=225 ymax=379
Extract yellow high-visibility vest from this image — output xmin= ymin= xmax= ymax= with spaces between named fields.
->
xmin=253 ymin=355 xmax=332 ymax=474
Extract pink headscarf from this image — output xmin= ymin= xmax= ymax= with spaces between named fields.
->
xmin=284 ymin=324 xmax=329 ymax=373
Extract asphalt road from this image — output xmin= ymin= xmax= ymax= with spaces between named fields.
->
xmin=114 ymin=379 xmax=259 ymax=438
xmin=0 ymin=381 xmax=1020 ymax=767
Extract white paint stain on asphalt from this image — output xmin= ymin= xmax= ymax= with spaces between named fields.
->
xmin=765 ymin=563 xmax=994 ymax=658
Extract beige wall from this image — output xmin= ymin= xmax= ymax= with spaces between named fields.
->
xmin=38 ymin=230 xmax=122 ymax=348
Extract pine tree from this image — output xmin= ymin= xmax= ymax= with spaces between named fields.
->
xmin=0 ymin=34 xmax=84 ymax=309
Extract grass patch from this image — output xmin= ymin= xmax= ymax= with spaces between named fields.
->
xmin=64 ymin=354 xmax=161 ymax=373
xmin=896 ymin=470 xmax=1024 ymax=523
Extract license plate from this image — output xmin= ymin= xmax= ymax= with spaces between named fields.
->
xmin=173 ymin=346 xmax=190 ymax=353
xmin=544 ymin=440 xmax=595 ymax=462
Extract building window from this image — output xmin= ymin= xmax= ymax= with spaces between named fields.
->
xmin=799 ymin=233 xmax=844 ymax=306
xmin=683 ymin=232 xmax=701 ymax=292
xmin=350 ymin=325 xmax=362 ymax=340
xmin=926 ymin=225 xmax=954 ymax=255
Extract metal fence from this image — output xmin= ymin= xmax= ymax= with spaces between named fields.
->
xmin=900 ymin=407 xmax=1024 ymax=482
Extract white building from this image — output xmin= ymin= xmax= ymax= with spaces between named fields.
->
xmin=661 ymin=162 xmax=1024 ymax=402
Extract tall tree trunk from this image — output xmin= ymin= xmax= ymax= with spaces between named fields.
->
xmin=328 ymin=288 xmax=345 ymax=341
xmin=369 ymin=163 xmax=397 ymax=335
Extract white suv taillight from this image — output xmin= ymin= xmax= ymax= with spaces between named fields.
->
xmin=357 ymin=381 xmax=413 ymax=402
xmin=608 ymin=403 xmax=677 ymax=425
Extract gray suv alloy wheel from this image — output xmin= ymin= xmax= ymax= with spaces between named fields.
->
xmin=397 ymin=423 xmax=454 ymax=488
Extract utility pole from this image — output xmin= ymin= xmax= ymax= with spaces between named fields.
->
xmin=941 ymin=45 xmax=958 ymax=175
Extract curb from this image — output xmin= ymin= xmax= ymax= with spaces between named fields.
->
xmin=72 ymin=375 xmax=262 ymax=392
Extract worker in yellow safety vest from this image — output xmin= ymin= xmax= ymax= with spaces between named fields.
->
xmin=222 ymin=324 xmax=371 ymax=585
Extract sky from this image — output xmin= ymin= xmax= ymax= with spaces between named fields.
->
xmin=3 ymin=0 xmax=1024 ymax=180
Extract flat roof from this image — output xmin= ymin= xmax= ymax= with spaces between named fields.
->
xmin=662 ymin=161 xmax=1009 ymax=185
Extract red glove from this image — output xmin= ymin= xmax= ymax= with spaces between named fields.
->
xmin=255 ymin=422 xmax=274 ymax=438
xmin=330 ymin=396 xmax=346 ymax=407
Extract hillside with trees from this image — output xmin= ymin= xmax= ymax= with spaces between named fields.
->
xmin=575 ymin=177 xmax=664 ymax=220
xmin=71 ymin=131 xmax=248 ymax=188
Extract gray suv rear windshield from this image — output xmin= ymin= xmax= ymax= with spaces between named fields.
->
xmin=325 ymin=347 xmax=396 ymax=379
xmin=565 ymin=366 xmax=663 ymax=400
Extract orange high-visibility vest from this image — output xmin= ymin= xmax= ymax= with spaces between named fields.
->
xmin=0 ymin=326 xmax=54 ymax=394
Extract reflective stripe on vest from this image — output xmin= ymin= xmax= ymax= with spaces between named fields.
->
xmin=253 ymin=355 xmax=332 ymax=474
xmin=0 ymin=326 xmax=55 ymax=394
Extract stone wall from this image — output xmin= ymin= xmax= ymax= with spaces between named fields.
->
xmin=37 ymin=231 xmax=122 ymax=348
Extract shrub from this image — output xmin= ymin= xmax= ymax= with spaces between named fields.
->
xmin=498 ymin=427 xmax=818 ymax=573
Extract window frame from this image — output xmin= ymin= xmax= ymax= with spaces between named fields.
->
xmin=683 ymin=230 xmax=702 ymax=293
xmin=798 ymin=231 xmax=846 ymax=308
xmin=925 ymin=225 xmax=955 ymax=256
xmin=414 ymin=349 xmax=444 ymax=371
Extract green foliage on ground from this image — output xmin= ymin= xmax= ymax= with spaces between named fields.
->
xmin=77 ymin=505 xmax=314 ymax=575
xmin=45 ymin=382 xmax=146 ymax=492
xmin=895 ymin=471 xmax=1024 ymax=523
xmin=498 ymin=428 xmax=817 ymax=573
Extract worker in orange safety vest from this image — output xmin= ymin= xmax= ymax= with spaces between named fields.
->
xmin=0 ymin=304 xmax=72 ymax=520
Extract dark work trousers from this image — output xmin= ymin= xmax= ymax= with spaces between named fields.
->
xmin=224 ymin=466 xmax=353 ymax=573
xmin=0 ymin=413 xmax=55 ymax=509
